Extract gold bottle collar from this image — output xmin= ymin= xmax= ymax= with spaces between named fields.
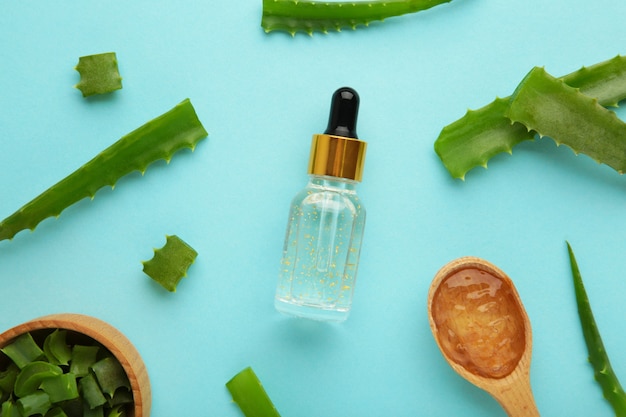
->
xmin=307 ymin=134 xmax=367 ymax=182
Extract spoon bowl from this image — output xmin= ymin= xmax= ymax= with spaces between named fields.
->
xmin=427 ymin=257 xmax=539 ymax=417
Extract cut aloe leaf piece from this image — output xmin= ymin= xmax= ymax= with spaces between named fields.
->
xmin=262 ymin=0 xmax=454 ymax=35
xmin=507 ymin=67 xmax=626 ymax=174
xmin=108 ymin=389 xmax=133 ymax=407
xmin=69 ymin=345 xmax=100 ymax=377
xmin=0 ymin=363 xmax=18 ymax=402
xmin=75 ymin=52 xmax=122 ymax=97
xmin=1 ymin=333 xmax=45 ymax=369
xmin=434 ymin=55 xmax=626 ymax=179
xmin=226 ymin=367 xmax=282 ymax=417
xmin=106 ymin=404 xmax=125 ymax=417
xmin=434 ymin=97 xmax=532 ymax=179
xmin=1 ymin=399 xmax=21 ymax=417
xmin=79 ymin=373 xmax=107 ymax=410
xmin=44 ymin=406 xmax=70 ymax=417
xmin=142 ymin=235 xmax=198 ymax=292
xmin=91 ymin=356 xmax=130 ymax=398
xmin=17 ymin=391 xmax=52 ymax=416
xmin=83 ymin=404 xmax=105 ymax=417
xmin=40 ymin=373 xmax=79 ymax=403
xmin=43 ymin=330 xmax=72 ymax=366
xmin=0 ymin=99 xmax=208 ymax=242
xmin=14 ymin=361 xmax=63 ymax=397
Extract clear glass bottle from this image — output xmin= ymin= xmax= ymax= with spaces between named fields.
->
xmin=275 ymin=87 xmax=367 ymax=321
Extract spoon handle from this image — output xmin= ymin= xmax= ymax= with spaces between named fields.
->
xmin=493 ymin=377 xmax=540 ymax=417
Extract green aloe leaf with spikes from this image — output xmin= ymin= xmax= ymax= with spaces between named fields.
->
xmin=434 ymin=55 xmax=626 ymax=179
xmin=567 ymin=242 xmax=626 ymax=416
xmin=0 ymin=99 xmax=208 ymax=242
xmin=262 ymin=0 xmax=454 ymax=35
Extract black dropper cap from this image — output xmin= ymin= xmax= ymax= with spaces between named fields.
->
xmin=324 ymin=87 xmax=359 ymax=139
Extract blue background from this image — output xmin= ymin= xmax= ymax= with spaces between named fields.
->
xmin=1 ymin=1 xmax=626 ymax=416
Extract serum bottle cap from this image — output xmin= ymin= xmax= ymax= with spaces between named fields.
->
xmin=307 ymin=87 xmax=367 ymax=182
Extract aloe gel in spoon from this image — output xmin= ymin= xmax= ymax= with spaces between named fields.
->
xmin=275 ymin=87 xmax=367 ymax=322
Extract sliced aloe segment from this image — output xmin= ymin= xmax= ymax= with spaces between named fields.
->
xmin=69 ymin=345 xmax=100 ymax=377
xmin=226 ymin=367 xmax=282 ymax=417
xmin=14 ymin=361 xmax=63 ymax=397
xmin=91 ymin=357 xmax=130 ymax=397
xmin=79 ymin=373 xmax=107 ymax=410
xmin=1 ymin=333 xmax=45 ymax=369
xmin=507 ymin=67 xmax=626 ymax=174
xmin=43 ymin=330 xmax=72 ymax=366
xmin=40 ymin=373 xmax=79 ymax=403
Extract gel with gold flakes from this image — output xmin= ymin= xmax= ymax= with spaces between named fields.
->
xmin=428 ymin=257 xmax=539 ymax=417
xmin=275 ymin=87 xmax=367 ymax=322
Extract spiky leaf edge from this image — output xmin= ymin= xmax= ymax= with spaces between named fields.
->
xmin=434 ymin=55 xmax=626 ymax=180
xmin=0 ymin=99 xmax=208 ymax=241
xmin=507 ymin=67 xmax=626 ymax=174
xmin=262 ymin=0 xmax=454 ymax=36
xmin=566 ymin=242 xmax=626 ymax=416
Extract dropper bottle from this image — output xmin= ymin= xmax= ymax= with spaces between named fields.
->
xmin=275 ymin=87 xmax=367 ymax=322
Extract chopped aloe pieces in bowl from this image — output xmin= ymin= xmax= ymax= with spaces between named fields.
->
xmin=0 ymin=314 xmax=150 ymax=417
xmin=0 ymin=329 xmax=133 ymax=417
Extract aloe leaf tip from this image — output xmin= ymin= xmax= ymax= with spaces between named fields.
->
xmin=566 ymin=241 xmax=626 ymax=415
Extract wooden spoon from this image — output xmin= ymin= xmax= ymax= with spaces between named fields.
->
xmin=427 ymin=257 xmax=539 ymax=417
xmin=0 ymin=313 xmax=151 ymax=417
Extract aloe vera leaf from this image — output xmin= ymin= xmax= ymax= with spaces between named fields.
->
xmin=17 ymin=391 xmax=52 ymax=416
xmin=0 ymin=99 xmax=208 ymax=242
xmin=14 ymin=361 xmax=63 ymax=397
xmin=142 ymin=235 xmax=198 ymax=292
xmin=566 ymin=242 xmax=626 ymax=415
xmin=507 ymin=67 xmax=626 ymax=174
xmin=79 ymin=373 xmax=107 ymax=410
xmin=40 ymin=373 xmax=79 ymax=403
xmin=105 ymin=405 xmax=125 ymax=417
xmin=561 ymin=55 xmax=626 ymax=108
xmin=45 ymin=407 xmax=70 ymax=417
xmin=262 ymin=0 xmax=453 ymax=35
xmin=1 ymin=400 xmax=21 ymax=417
xmin=69 ymin=345 xmax=99 ymax=378
xmin=91 ymin=356 xmax=130 ymax=398
xmin=434 ymin=98 xmax=533 ymax=179
xmin=43 ymin=330 xmax=72 ymax=366
xmin=83 ymin=404 xmax=105 ymax=417
xmin=75 ymin=52 xmax=123 ymax=97
xmin=435 ymin=55 xmax=626 ymax=179
xmin=107 ymin=389 xmax=133 ymax=407
xmin=0 ymin=363 xmax=18 ymax=397
xmin=226 ymin=367 xmax=282 ymax=417
xmin=1 ymin=333 xmax=45 ymax=369
xmin=57 ymin=398 xmax=83 ymax=417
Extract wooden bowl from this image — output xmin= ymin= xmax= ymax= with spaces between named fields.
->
xmin=0 ymin=313 xmax=151 ymax=417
